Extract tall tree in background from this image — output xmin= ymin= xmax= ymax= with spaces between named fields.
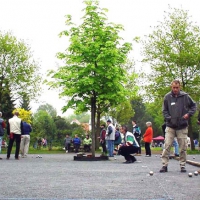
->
xmin=142 ymin=7 xmax=200 ymax=149
xmin=0 ymin=80 xmax=15 ymax=120
xmin=0 ymin=31 xmax=42 ymax=112
xmin=19 ymin=93 xmax=31 ymax=111
xmin=47 ymin=1 xmax=132 ymax=156
xmin=37 ymin=103 xmax=57 ymax=118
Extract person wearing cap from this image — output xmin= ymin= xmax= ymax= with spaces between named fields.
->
xmin=0 ymin=112 xmax=6 ymax=160
xmin=7 ymin=111 xmax=24 ymax=160
xmin=105 ymin=119 xmax=115 ymax=157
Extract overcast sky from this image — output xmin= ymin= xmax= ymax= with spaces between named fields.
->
xmin=1 ymin=0 xmax=200 ymax=116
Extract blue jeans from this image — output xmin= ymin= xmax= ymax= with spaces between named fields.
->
xmin=0 ymin=136 xmax=2 ymax=153
xmin=107 ymin=140 xmax=114 ymax=157
xmin=173 ymin=138 xmax=179 ymax=155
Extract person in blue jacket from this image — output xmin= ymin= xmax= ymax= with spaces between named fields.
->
xmin=20 ymin=121 xmax=32 ymax=158
xmin=73 ymin=134 xmax=81 ymax=153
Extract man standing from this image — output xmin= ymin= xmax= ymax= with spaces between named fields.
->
xmin=132 ymin=120 xmax=141 ymax=155
xmin=7 ymin=111 xmax=24 ymax=160
xmin=118 ymin=125 xmax=139 ymax=163
xmin=160 ymin=80 xmax=196 ymax=173
xmin=0 ymin=112 xmax=6 ymax=160
xmin=106 ymin=119 xmax=115 ymax=157
xmin=20 ymin=121 xmax=32 ymax=158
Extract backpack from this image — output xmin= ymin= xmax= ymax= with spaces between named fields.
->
xmin=0 ymin=119 xmax=4 ymax=136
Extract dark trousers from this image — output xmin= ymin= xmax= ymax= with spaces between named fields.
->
xmin=145 ymin=142 xmax=151 ymax=156
xmin=65 ymin=143 xmax=71 ymax=152
xmin=101 ymin=141 xmax=107 ymax=154
xmin=74 ymin=144 xmax=80 ymax=153
xmin=136 ymin=138 xmax=141 ymax=154
xmin=119 ymin=145 xmax=139 ymax=161
xmin=7 ymin=134 xmax=21 ymax=159
xmin=84 ymin=144 xmax=91 ymax=152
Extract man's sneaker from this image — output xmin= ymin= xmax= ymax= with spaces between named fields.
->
xmin=174 ymin=154 xmax=179 ymax=157
xmin=66 ymin=150 xmax=68 ymax=153
xmin=160 ymin=166 xmax=168 ymax=173
xmin=145 ymin=155 xmax=151 ymax=157
xmin=180 ymin=166 xmax=187 ymax=172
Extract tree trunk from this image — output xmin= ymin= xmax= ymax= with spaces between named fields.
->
xmin=91 ymin=97 xmax=96 ymax=157
xmin=95 ymin=111 xmax=101 ymax=150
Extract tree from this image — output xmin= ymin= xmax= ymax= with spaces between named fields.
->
xmin=0 ymin=31 xmax=42 ymax=109
xmin=37 ymin=103 xmax=57 ymax=118
xmin=13 ymin=108 xmax=32 ymax=124
xmin=0 ymin=80 xmax=16 ymax=121
xmin=19 ymin=92 xmax=31 ymax=111
xmin=47 ymin=1 xmax=132 ymax=156
xmin=142 ymin=7 xmax=200 ymax=149
xmin=32 ymin=110 xmax=56 ymax=142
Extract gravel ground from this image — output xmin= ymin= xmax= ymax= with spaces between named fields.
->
xmin=0 ymin=153 xmax=199 ymax=200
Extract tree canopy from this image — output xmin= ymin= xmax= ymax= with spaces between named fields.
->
xmin=0 ymin=31 xmax=42 ymax=112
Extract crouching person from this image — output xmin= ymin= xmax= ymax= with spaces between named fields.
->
xmin=118 ymin=125 xmax=139 ymax=164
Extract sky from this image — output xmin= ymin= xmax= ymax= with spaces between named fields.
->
xmin=1 ymin=0 xmax=200 ymax=116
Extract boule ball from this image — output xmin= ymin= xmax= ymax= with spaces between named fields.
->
xmin=194 ymin=171 xmax=198 ymax=176
xmin=188 ymin=172 xmax=192 ymax=177
xmin=149 ymin=171 xmax=154 ymax=176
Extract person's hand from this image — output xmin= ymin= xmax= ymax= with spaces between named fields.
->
xmin=183 ymin=114 xmax=189 ymax=119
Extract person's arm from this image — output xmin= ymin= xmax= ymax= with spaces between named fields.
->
xmin=2 ymin=121 xmax=6 ymax=129
xmin=7 ymin=121 xmax=10 ymax=135
xmin=126 ymin=135 xmax=134 ymax=146
xmin=107 ymin=126 xmax=112 ymax=135
xmin=162 ymin=97 xmax=171 ymax=121
xmin=20 ymin=121 xmax=24 ymax=135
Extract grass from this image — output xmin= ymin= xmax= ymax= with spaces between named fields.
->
xmin=1 ymin=146 xmax=199 ymax=155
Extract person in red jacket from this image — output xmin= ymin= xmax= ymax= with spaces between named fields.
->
xmin=142 ymin=121 xmax=153 ymax=157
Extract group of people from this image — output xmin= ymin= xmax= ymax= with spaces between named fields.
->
xmin=99 ymin=118 xmax=154 ymax=163
xmin=100 ymin=80 xmax=197 ymax=174
xmin=0 ymin=111 xmax=32 ymax=160
xmin=0 ymin=80 xmax=198 ymax=174
xmin=64 ymin=134 xmax=92 ymax=153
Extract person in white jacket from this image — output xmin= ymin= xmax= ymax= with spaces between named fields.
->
xmin=105 ymin=119 xmax=115 ymax=157
xmin=7 ymin=111 xmax=24 ymax=160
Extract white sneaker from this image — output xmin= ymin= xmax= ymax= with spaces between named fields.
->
xmin=63 ymin=147 xmax=65 ymax=150
xmin=66 ymin=150 xmax=68 ymax=153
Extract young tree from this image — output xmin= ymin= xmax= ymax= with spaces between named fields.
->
xmin=142 ymin=7 xmax=200 ymax=149
xmin=47 ymin=1 xmax=132 ymax=156
xmin=13 ymin=108 xmax=32 ymax=124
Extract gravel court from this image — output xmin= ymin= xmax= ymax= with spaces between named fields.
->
xmin=0 ymin=153 xmax=199 ymax=200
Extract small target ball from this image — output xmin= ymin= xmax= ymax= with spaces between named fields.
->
xmin=114 ymin=157 xmax=117 ymax=160
xmin=149 ymin=171 xmax=154 ymax=176
xmin=188 ymin=173 xmax=192 ymax=177
xmin=194 ymin=171 xmax=198 ymax=176
xmin=193 ymin=157 xmax=195 ymax=159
